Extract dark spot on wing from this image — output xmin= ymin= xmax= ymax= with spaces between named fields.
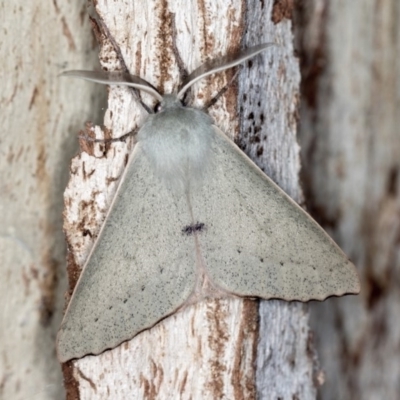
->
xmin=280 ymin=261 xmax=284 ymax=266
xmin=182 ymin=222 xmax=205 ymax=235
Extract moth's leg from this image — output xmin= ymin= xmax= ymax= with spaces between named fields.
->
xmin=78 ymin=128 xmax=139 ymax=144
xmin=170 ymin=14 xmax=191 ymax=105
xmin=203 ymin=67 xmax=241 ymax=111
xmin=96 ymin=18 xmax=152 ymax=114
xmin=171 ymin=15 xmax=189 ymax=80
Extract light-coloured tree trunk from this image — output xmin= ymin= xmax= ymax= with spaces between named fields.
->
xmin=3 ymin=0 xmax=398 ymax=398
xmin=296 ymin=1 xmax=400 ymax=399
xmin=0 ymin=1 xmax=105 ymax=399
xmin=60 ymin=0 xmax=318 ymax=398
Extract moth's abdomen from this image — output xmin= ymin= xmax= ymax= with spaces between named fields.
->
xmin=138 ymin=105 xmax=214 ymax=194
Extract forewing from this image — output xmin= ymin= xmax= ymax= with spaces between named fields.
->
xmin=192 ymin=127 xmax=360 ymax=301
xmin=57 ymin=144 xmax=196 ymax=362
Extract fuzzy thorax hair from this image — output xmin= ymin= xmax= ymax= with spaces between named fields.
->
xmin=138 ymin=95 xmax=213 ymax=194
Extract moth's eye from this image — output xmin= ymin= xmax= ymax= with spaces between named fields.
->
xmin=154 ymin=102 xmax=163 ymax=113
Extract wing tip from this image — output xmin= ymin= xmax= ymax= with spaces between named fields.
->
xmin=56 ymin=330 xmax=116 ymax=363
xmin=56 ymin=323 xmax=106 ymax=363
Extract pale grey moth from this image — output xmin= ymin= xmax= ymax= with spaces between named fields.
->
xmin=57 ymin=44 xmax=360 ymax=362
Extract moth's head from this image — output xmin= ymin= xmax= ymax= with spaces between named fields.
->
xmin=154 ymin=94 xmax=183 ymax=113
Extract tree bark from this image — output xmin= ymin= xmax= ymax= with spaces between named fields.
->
xmin=61 ymin=0 xmax=317 ymax=399
xmin=296 ymin=1 xmax=400 ymax=399
xmin=0 ymin=1 xmax=105 ymax=399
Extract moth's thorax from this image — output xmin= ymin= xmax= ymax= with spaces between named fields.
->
xmin=138 ymin=96 xmax=214 ymax=194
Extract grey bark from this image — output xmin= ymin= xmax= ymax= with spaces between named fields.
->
xmin=296 ymin=1 xmax=400 ymax=399
xmin=0 ymin=1 xmax=105 ymax=399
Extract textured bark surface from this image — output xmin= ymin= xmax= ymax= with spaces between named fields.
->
xmin=4 ymin=0 xmax=397 ymax=398
xmin=296 ymin=1 xmax=400 ymax=399
xmin=0 ymin=1 xmax=105 ymax=399
xmin=60 ymin=0 xmax=317 ymax=398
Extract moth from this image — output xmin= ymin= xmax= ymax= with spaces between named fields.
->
xmin=57 ymin=44 xmax=360 ymax=362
